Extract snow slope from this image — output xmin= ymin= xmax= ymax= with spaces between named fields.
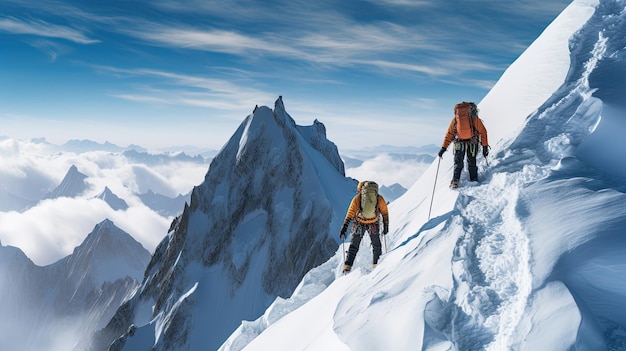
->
xmin=222 ymin=1 xmax=626 ymax=350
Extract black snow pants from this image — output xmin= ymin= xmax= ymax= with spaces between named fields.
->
xmin=453 ymin=140 xmax=479 ymax=182
xmin=344 ymin=221 xmax=382 ymax=266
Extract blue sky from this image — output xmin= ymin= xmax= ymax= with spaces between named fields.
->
xmin=0 ymin=0 xmax=571 ymax=151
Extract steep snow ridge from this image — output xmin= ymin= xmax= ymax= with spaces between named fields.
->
xmin=94 ymin=97 xmax=356 ymax=350
xmin=479 ymin=0 xmax=598 ymax=147
xmin=296 ymin=119 xmax=345 ymax=175
xmin=435 ymin=3 xmax=626 ymax=348
xmin=222 ymin=1 xmax=626 ymax=350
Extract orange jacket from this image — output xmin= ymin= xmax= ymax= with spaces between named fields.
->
xmin=344 ymin=193 xmax=389 ymax=225
xmin=442 ymin=116 xmax=489 ymax=149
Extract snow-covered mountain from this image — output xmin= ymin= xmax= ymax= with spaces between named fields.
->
xmin=137 ymin=189 xmax=190 ymax=217
xmin=0 ymin=219 xmax=150 ymax=351
xmin=91 ymin=97 xmax=356 ymax=350
xmin=379 ymin=183 xmax=407 ymax=202
xmin=42 ymin=164 xmax=90 ymax=200
xmin=60 ymin=139 xmax=130 ymax=153
xmin=94 ymin=187 xmax=129 ymax=211
xmin=218 ymin=1 xmax=626 ymax=350
xmin=121 ymin=149 xmax=208 ymax=165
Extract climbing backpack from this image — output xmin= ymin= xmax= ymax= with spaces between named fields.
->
xmin=359 ymin=181 xmax=379 ymax=220
xmin=454 ymin=101 xmax=478 ymax=140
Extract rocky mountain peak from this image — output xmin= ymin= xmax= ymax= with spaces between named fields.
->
xmin=93 ymin=97 xmax=355 ymax=350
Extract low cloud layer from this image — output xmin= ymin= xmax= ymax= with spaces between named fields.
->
xmin=0 ymin=138 xmax=207 ymax=265
xmin=345 ymin=153 xmax=431 ymax=189
xmin=0 ymin=138 xmax=431 ymax=265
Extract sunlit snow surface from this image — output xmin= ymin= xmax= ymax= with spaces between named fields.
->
xmin=222 ymin=1 xmax=626 ymax=350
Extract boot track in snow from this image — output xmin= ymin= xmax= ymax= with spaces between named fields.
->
xmin=424 ymin=172 xmax=533 ymax=350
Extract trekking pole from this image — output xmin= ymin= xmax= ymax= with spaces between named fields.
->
xmin=383 ymin=233 xmax=387 ymax=253
xmin=341 ymin=237 xmax=346 ymax=264
xmin=484 ymin=145 xmax=491 ymax=167
xmin=428 ymin=157 xmax=441 ymax=220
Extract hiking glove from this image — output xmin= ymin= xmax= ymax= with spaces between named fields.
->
xmin=340 ymin=221 xmax=349 ymax=240
xmin=383 ymin=223 xmax=389 ymax=235
xmin=438 ymin=147 xmax=446 ymax=158
xmin=483 ymin=145 xmax=490 ymax=157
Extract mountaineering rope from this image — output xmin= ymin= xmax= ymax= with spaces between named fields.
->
xmin=428 ymin=157 xmax=441 ymax=220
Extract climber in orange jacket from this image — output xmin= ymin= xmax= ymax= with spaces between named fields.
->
xmin=438 ymin=101 xmax=489 ymax=188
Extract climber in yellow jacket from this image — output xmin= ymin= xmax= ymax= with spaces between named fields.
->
xmin=340 ymin=180 xmax=389 ymax=273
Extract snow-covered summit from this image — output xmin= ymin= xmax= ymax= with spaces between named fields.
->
xmin=58 ymin=218 xmax=149 ymax=286
xmin=0 ymin=219 xmax=150 ymax=351
xmin=94 ymin=187 xmax=129 ymax=211
xmin=42 ymin=164 xmax=89 ymax=200
xmin=92 ymin=97 xmax=356 ymax=350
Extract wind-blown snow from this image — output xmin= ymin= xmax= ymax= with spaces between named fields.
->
xmin=0 ymin=219 xmax=151 ymax=351
xmin=221 ymin=1 xmax=626 ymax=350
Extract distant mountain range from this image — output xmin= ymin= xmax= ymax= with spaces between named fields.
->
xmin=25 ymin=137 xmax=218 ymax=158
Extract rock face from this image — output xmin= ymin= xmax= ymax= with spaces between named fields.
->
xmin=93 ymin=97 xmax=355 ymax=350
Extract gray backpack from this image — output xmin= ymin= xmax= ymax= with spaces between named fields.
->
xmin=359 ymin=181 xmax=379 ymax=220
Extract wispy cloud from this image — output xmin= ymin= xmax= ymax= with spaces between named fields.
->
xmin=492 ymin=1 xmax=572 ymax=18
xmin=118 ymin=18 xmax=469 ymax=81
xmin=352 ymin=59 xmax=450 ymax=76
xmin=2 ymin=0 xmax=521 ymax=84
xmin=93 ymin=65 xmax=273 ymax=111
xmin=126 ymin=23 xmax=283 ymax=54
xmin=0 ymin=17 xmax=99 ymax=44
xmin=365 ymin=0 xmax=434 ymax=6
